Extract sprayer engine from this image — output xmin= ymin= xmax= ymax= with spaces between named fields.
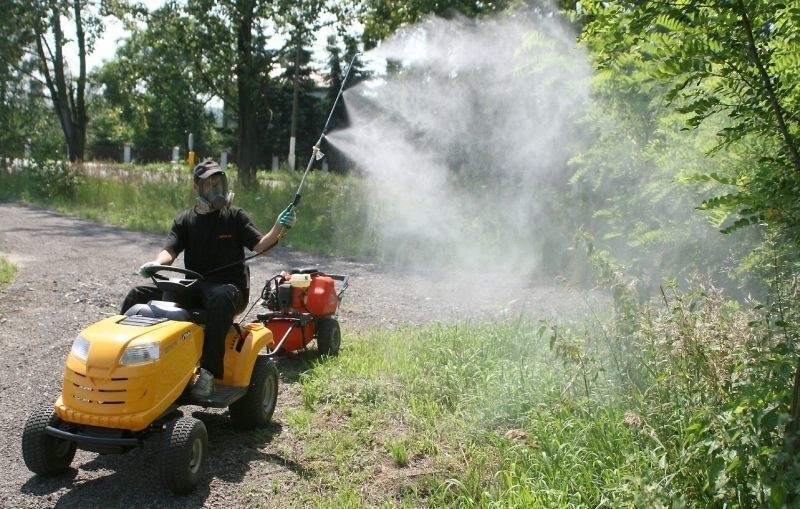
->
xmin=261 ymin=269 xmax=341 ymax=317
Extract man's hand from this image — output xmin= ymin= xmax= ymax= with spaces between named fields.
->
xmin=138 ymin=261 xmax=157 ymax=277
xmin=278 ymin=204 xmax=297 ymax=229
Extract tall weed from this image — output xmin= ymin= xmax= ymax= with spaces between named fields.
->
xmin=594 ymin=272 xmax=799 ymax=506
xmin=0 ymin=256 xmax=17 ymax=288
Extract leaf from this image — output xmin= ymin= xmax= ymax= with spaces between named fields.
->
xmin=725 ymin=455 xmax=741 ymax=473
xmin=720 ymin=216 xmax=761 ymax=234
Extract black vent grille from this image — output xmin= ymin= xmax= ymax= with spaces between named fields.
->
xmin=119 ymin=316 xmax=168 ymax=327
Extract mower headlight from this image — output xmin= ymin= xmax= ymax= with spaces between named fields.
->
xmin=120 ymin=342 xmax=160 ymax=366
xmin=71 ymin=335 xmax=90 ymax=362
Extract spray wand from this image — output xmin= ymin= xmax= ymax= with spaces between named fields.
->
xmin=291 ymin=52 xmax=360 ymax=208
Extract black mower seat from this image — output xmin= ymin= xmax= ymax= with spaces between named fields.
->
xmin=124 ymin=301 xmax=192 ymax=322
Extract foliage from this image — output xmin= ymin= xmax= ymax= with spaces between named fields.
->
xmin=351 ymin=0 xmax=570 ymax=49
xmin=0 ymin=1 xmax=34 ymax=159
xmin=0 ymin=75 xmax=65 ymax=161
xmin=24 ymin=160 xmax=82 ymax=201
xmin=574 ymin=7 xmax=800 ymax=501
xmin=577 ymin=0 xmax=800 ymax=244
xmin=0 ymin=163 xmax=374 ymax=257
xmin=90 ymin=2 xmax=217 ymax=159
xmin=567 ymin=97 xmax=763 ymax=296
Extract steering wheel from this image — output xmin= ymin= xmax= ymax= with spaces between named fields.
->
xmin=144 ymin=265 xmax=204 ymax=295
xmin=145 ymin=265 xmax=203 ymax=281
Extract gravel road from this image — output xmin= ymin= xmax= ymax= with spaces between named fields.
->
xmin=0 ymin=202 xmax=598 ymax=508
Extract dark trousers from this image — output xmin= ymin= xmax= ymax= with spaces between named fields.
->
xmin=121 ymin=282 xmax=246 ymax=379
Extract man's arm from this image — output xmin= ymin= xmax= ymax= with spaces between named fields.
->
xmin=154 ymin=250 xmax=176 ymax=265
xmin=251 ymin=222 xmax=288 ymax=254
xmin=137 ymin=249 xmax=176 ymax=277
xmin=251 ymin=205 xmax=296 ymax=254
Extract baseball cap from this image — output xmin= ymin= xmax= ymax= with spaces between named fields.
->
xmin=193 ymin=160 xmax=224 ymax=181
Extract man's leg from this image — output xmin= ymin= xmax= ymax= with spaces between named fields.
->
xmin=200 ymin=283 xmax=244 ymax=379
xmin=120 ymin=285 xmax=161 ymax=314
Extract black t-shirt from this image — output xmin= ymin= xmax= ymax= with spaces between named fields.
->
xmin=164 ymin=206 xmax=263 ymax=292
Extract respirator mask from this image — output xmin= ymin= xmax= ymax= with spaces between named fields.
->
xmin=193 ymin=160 xmax=234 ymax=214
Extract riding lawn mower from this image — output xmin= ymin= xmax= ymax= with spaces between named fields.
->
xmin=22 ymin=51 xmax=356 ymax=496
xmin=21 ymin=264 xmax=348 ymax=494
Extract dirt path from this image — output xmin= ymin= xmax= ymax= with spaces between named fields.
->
xmin=0 ymin=202 xmax=598 ymax=508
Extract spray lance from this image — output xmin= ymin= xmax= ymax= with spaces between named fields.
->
xmin=291 ymin=52 xmax=360 ymax=209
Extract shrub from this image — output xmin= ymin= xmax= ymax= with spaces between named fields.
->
xmin=26 ymin=160 xmax=82 ymax=200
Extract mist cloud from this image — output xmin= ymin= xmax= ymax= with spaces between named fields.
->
xmin=327 ymin=10 xmax=591 ymax=276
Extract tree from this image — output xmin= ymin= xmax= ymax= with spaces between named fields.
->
xmin=271 ymin=0 xmax=339 ymax=171
xmin=578 ymin=0 xmax=800 ymax=241
xmin=180 ymin=0 xmax=273 ymax=184
xmin=90 ymin=2 xmax=218 ymax=160
xmin=320 ymin=33 xmax=367 ymax=172
xmin=28 ymin=0 xmax=100 ymax=162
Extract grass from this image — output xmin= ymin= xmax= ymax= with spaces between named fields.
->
xmin=272 ymin=319 xmax=668 ymax=507
xmin=267 ymin=285 xmax=800 ymax=507
xmin=0 ymin=161 xmax=375 ymax=258
xmin=0 ymin=256 xmax=16 ymax=288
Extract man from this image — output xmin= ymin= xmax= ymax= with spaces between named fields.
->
xmin=121 ymin=159 xmax=296 ymax=398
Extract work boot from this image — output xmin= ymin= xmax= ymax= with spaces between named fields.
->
xmin=191 ymin=368 xmax=214 ymax=399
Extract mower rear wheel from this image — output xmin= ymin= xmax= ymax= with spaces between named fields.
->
xmin=316 ymin=318 xmax=341 ymax=356
xmin=21 ymin=404 xmax=76 ymax=476
xmin=229 ymin=356 xmax=278 ymax=429
xmin=161 ymin=416 xmax=208 ymax=495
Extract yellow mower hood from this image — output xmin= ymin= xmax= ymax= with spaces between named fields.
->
xmin=57 ymin=315 xmax=202 ymax=431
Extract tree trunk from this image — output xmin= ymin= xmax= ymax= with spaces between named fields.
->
xmin=289 ymin=31 xmax=301 ymax=171
xmin=736 ymin=0 xmax=800 ymax=173
xmin=72 ymin=0 xmax=87 ymax=162
xmin=235 ymin=1 xmax=258 ymax=187
xmin=33 ymin=0 xmax=87 ymax=163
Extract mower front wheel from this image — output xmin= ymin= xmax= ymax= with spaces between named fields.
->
xmin=161 ymin=416 xmax=208 ymax=495
xmin=21 ymin=404 xmax=77 ymax=476
xmin=229 ymin=356 xmax=278 ymax=429
xmin=316 ymin=318 xmax=341 ymax=356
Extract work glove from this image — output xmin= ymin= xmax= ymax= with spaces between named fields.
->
xmin=278 ymin=204 xmax=297 ymax=229
xmin=138 ymin=261 xmax=157 ymax=277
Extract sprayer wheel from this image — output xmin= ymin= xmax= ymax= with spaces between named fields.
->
xmin=315 ymin=318 xmax=341 ymax=356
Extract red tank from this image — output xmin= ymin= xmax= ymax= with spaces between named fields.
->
xmin=285 ymin=273 xmax=339 ymax=317
xmin=305 ymin=275 xmax=338 ymax=316
xmin=259 ymin=269 xmax=348 ymax=356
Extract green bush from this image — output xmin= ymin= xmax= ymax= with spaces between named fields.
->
xmin=26 ymin=160 xmax=82 ymax=201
